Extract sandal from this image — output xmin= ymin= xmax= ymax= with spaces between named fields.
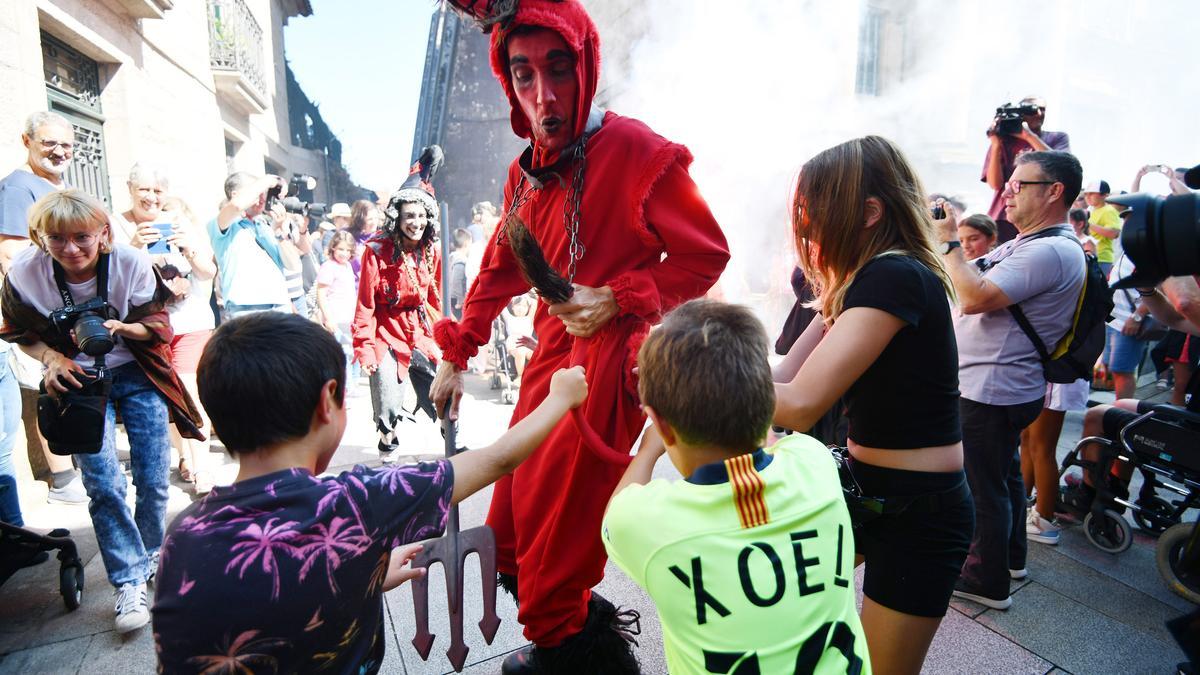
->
xmin=178 ymin=457 xmax=192 ymax=483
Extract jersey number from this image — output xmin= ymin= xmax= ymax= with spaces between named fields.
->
xmin=702 ymin=620 xmax=863 ymax=675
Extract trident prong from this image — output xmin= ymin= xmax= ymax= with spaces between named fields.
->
xmin=410 ymin=407 xmax=501 ymax=672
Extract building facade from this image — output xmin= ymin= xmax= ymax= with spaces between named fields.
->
xmin=0 ymin=0 xmax=356 ymax=221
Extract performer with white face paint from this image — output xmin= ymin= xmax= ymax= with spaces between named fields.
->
xmin=351 ymin=147 xmax=444 ymax=460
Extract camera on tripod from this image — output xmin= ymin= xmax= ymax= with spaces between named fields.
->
xmin=993 ymin=102 xmax=1041 ymax=136
xmin=48 ymin=297 xmax=117 ymax=357
xmin=266 ymin=174 xmax=327 ymax=220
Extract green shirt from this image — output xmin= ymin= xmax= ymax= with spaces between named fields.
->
xmin=603 ymin=435 xmax=870 ymax=675
xmin=1089 ymin=204 xmax=1122 ymax=263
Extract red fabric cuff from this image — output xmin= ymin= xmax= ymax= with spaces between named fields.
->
xmin=433 ymin=318 xmax=483 ymax=370
xmin=608 ymin=271 xmax=660 ymax=320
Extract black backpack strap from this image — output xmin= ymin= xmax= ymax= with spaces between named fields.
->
xmin=999 ymin=227 xmax=1080 ymax=361
xmin=1008 ymin=304 xmax=1051 ymax=361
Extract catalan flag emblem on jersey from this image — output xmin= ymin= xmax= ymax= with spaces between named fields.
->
xmin=725 ymin=453 xmax=769 ymax=528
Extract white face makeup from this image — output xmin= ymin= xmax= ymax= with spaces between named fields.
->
xmin=398 ymin=202 xmax=428 ymax=242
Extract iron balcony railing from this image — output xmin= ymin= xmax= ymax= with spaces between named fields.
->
xmin=207 ymin=0 xmax=266 ymax=97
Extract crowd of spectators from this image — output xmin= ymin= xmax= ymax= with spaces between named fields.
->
xmin=0 ymin=109 xmax=513 ymax=633
xmin=1 ymin=73 xmax=1197 ymax=674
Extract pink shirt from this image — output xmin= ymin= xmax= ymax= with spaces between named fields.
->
xmin=317 ymin=259 xmax=357 ymax=324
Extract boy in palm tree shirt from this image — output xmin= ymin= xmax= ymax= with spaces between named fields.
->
xmin=603 ymin=301 xmax=870 ymax=674
xmin=151 ymin=313 xmax=587 ymax=673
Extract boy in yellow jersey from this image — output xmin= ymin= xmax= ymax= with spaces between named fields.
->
xmin=603 ymin=300 xmax=869 ymax=675
xmin=1084 ymin=180 xmax=1121 ymax=277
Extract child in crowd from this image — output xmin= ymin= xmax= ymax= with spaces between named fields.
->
xmin=316 ymin=230 xmax=359 ymax=383
xmin=501 ymin=292 xmax=537 ymax=383
xmin=151 ymin=313 xmax=587 ymax=672
xmin=602 ymin=300 xmax=869 ymax=674
xmin=448 ymin=227 xmax=472 ymax=321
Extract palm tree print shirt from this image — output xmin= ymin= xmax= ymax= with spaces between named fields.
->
xmin=151 ymin=461 xmax=452 ymax=674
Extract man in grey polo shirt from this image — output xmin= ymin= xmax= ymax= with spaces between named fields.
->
xmin=935 ymin=151 xmax=1086 ymax=610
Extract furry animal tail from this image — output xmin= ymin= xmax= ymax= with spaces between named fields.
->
xmin=505 ymin=213 xmax=574 ymax=304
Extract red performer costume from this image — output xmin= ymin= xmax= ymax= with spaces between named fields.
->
xmin=354 ymin=147 xmax=445 ymax=452
xmin=433 ymin=1 xmax=729 ymax=672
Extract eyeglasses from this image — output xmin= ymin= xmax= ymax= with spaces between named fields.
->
xmin=1006 ymin=179 xmax=1057 ymax=195
xmin=38 ymin=140 xmax=74 ymax=152
xmin=44 ymin=233 xmax=100 ymax=249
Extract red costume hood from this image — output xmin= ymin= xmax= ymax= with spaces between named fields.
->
xmin=488 ymin=0 xmax=600 ymax=147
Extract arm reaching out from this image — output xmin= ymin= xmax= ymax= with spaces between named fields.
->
xmin=448 ymin=366 xmax=587 ymax=504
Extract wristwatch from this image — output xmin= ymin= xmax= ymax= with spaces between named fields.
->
xmin=939 ymin=240 xmax=962 ymax=255
xmin=1131 ymin=314 xmax=1143 ymax=323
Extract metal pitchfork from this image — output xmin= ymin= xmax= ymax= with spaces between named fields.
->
xmin=410 ymin=194 xmax=502 ymax=671
xmin=408 ymin=409 xmax=501 ymax=671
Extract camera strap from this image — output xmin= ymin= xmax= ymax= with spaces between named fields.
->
xmin=51 ymin=252 xmax=111 ymax=369
xmin=51 ymin=252 xmax=110 ymax=309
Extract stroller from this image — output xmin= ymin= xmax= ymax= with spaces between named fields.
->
xmin=488 ymin=317 xmax=518 ymax=405
xmin=1059 ymin=402 xmax=1200 ymax=604
xmin=0 ymin=520 xmax=85 ymax=610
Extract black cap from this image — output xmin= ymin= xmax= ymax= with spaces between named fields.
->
xmin=1185 ymin=164 xmax=1200 ymax=190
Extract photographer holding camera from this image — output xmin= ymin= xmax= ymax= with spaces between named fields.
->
xmin=208 ymin=172 xmax=292 ymax=320
xmin=983 ymin=96 xmax=1071 ymax=243
xmin=0 ymin=189 xmax=202 ymax=634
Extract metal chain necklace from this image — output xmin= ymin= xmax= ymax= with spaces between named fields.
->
xmin=400 ymin=244 xmax=436 ymax=289
xmin=500 ymin=134 xmax=589 ymax=284
xmin=562 ymin=138 xmax=587 ymax=284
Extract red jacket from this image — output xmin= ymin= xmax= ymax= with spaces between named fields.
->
xmin=352 ymin=237 xmax=441 ymax=374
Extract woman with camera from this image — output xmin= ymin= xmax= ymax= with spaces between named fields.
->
xmin=115 ymin=166 xmax=218 ymax=494
xmin=773 ymin=136 xmax=970 ymax=675
xmin=0 ymin=190 xmax=202 ymax=634
xmin=352 ymin=170 xmax=442 ymax=461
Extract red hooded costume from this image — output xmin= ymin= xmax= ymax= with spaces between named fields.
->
xmin=434 ymin=0 xmax=730 ymax=648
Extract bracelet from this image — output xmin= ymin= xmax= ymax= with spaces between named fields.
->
xmin=1137 ymin=289 xmax=1157 ymax=297
xmin=39 ymin=350 xmax=54 ymax=365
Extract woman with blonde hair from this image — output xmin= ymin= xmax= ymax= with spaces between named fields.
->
xmin=773 ymin=136 xmax=971 ymax=674
xmin=0 ymin=189 xmax=202 ymax=633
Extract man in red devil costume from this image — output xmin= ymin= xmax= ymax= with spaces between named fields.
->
xmin=430 ymin=1 xmax=729 ymax=671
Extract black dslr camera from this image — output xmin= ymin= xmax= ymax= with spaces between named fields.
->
xmin=266 ymin=174 xmax=327 ymax=220
xmin=1110 ymin=189 xmax=1200 ymax=289
xmin=48 ymin=297 xmax=117 ymax=357
xmin=993 ymin=102 xmax=1041 ymax=136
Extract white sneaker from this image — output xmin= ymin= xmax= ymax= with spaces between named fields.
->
xmin=114 ymin=582 xmax=150 ymax=633
xmin=1027 ymin=510 xmax=1061 ymax=545
xmin=1009 ymin=568 xmax=1028 ymax=580
xmin=47 ymin=475 xmax=88 ymax=505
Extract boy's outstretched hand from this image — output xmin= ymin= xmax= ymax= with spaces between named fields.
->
xmin=382 ymin=543 xmax=426 ymax=592
xmin=548 ymin=366 xmax=588 ymax=409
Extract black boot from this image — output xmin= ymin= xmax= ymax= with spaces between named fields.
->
xmin=501 ymin=592 xmax=641 ymax=675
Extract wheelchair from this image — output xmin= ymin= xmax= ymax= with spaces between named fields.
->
xmin=1059 ymin=402 xmax=1200 ymax=604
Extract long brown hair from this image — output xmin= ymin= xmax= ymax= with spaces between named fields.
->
xmin=348 ymin=199 xmax=377 ymax=238
xmin=792 ymin=135 xmax=953 ymax=323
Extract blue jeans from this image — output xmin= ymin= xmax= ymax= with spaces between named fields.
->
xmin=1104 ymin=324 xmax=1145 ymax=374
xmin=75 ymin=362 xmax=170 ymax=587
xmin=0 ymin=354 xmax=24 ymax=526
xmin=333 ymin=323 xmax=359 ymax=385
xmin=959 ymin=397 xmax=1044 ymax=597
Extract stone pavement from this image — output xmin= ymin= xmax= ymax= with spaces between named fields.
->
xmin=0 ymin=374 xmax=1193 ymax=674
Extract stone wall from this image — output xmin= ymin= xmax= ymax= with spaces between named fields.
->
xmin=0 ymin=0 xmax=334 ymax=221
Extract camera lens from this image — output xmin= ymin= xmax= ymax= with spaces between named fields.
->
xmin=73 ymin=312 xmax=115 ymax=356
xmin=1111 ymin=192 xmax=1200 ymax=288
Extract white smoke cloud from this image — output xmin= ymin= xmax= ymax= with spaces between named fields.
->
xmin=588 ymin=0 xmax=1200 ymax=330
